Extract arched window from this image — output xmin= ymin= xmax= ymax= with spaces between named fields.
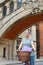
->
xmin=9 ymin=1 xmax=14 ymax=13
xmin=17 ymin=0 xmax=22 ymax=9
xmin=2 ymin=6 xmax=7 ymax=17
xmin=3 ymin=47 xmax=6 ymax=58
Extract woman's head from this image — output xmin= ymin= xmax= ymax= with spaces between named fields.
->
xmin=25 ymin=30 xmax=30 ymax=38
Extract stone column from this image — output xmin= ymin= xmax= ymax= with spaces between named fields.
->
xmin=14 ymin=0 xmax=17 ymax=10
xmin=0 ymin=7 xmax=2 ymax=19
xmin=31 ymin=25 xmax=36 ymax=58
xmin=9 ymin=40 xmax=14 ymax=60
xmin=7 ymin=42 xmax=10 ymax=60
xmin=5 ymin=1 xmax=10 ymax=15
xmin=13 ymin=40 xmax=17 ymax=60
xmin=31 ymin=25 xmax=36 ymax=41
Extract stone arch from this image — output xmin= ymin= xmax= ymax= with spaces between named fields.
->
xmin=2 ymin=13 xmax=43 ymax=40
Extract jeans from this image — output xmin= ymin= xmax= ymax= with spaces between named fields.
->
xmin=30 ymin=56 xmax=35 ymax=65
xmin=23 ymin=56 xmax=35 ymax=65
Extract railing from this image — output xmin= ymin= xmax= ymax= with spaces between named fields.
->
xmin=0 ymin=0 xmax=43 ymax=36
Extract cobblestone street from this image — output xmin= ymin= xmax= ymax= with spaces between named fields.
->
xmin=35 ymin=61 xmax=43 ymax=65
xmin=7 ymin=61 xmax=43 ymax=65
xmin=0 ymin=59 xmax=43 ymax=65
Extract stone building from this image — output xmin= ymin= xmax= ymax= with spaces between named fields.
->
xmin=0 ymin=0 xmax=43 ymax=60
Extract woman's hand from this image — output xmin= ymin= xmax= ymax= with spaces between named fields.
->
xmin=18 ymin=42 xmax=22 ymax=51
xmin=16 ymin=49 xmax=20 ymax=53
xmin=18 ymin=48 xmax=20 ymax=51
xmin=32 ymin=48 xmax=35 ymax=52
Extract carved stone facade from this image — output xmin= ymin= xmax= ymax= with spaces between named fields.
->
xmin=0 ymin=0 xmax=43 ymax=60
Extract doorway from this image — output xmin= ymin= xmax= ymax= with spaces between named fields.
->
xmin=3 ymin=47 xmax=6 ymax=58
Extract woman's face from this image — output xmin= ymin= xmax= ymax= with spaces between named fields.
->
xmin=25 ymin=31 xmax=29 ymax=38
